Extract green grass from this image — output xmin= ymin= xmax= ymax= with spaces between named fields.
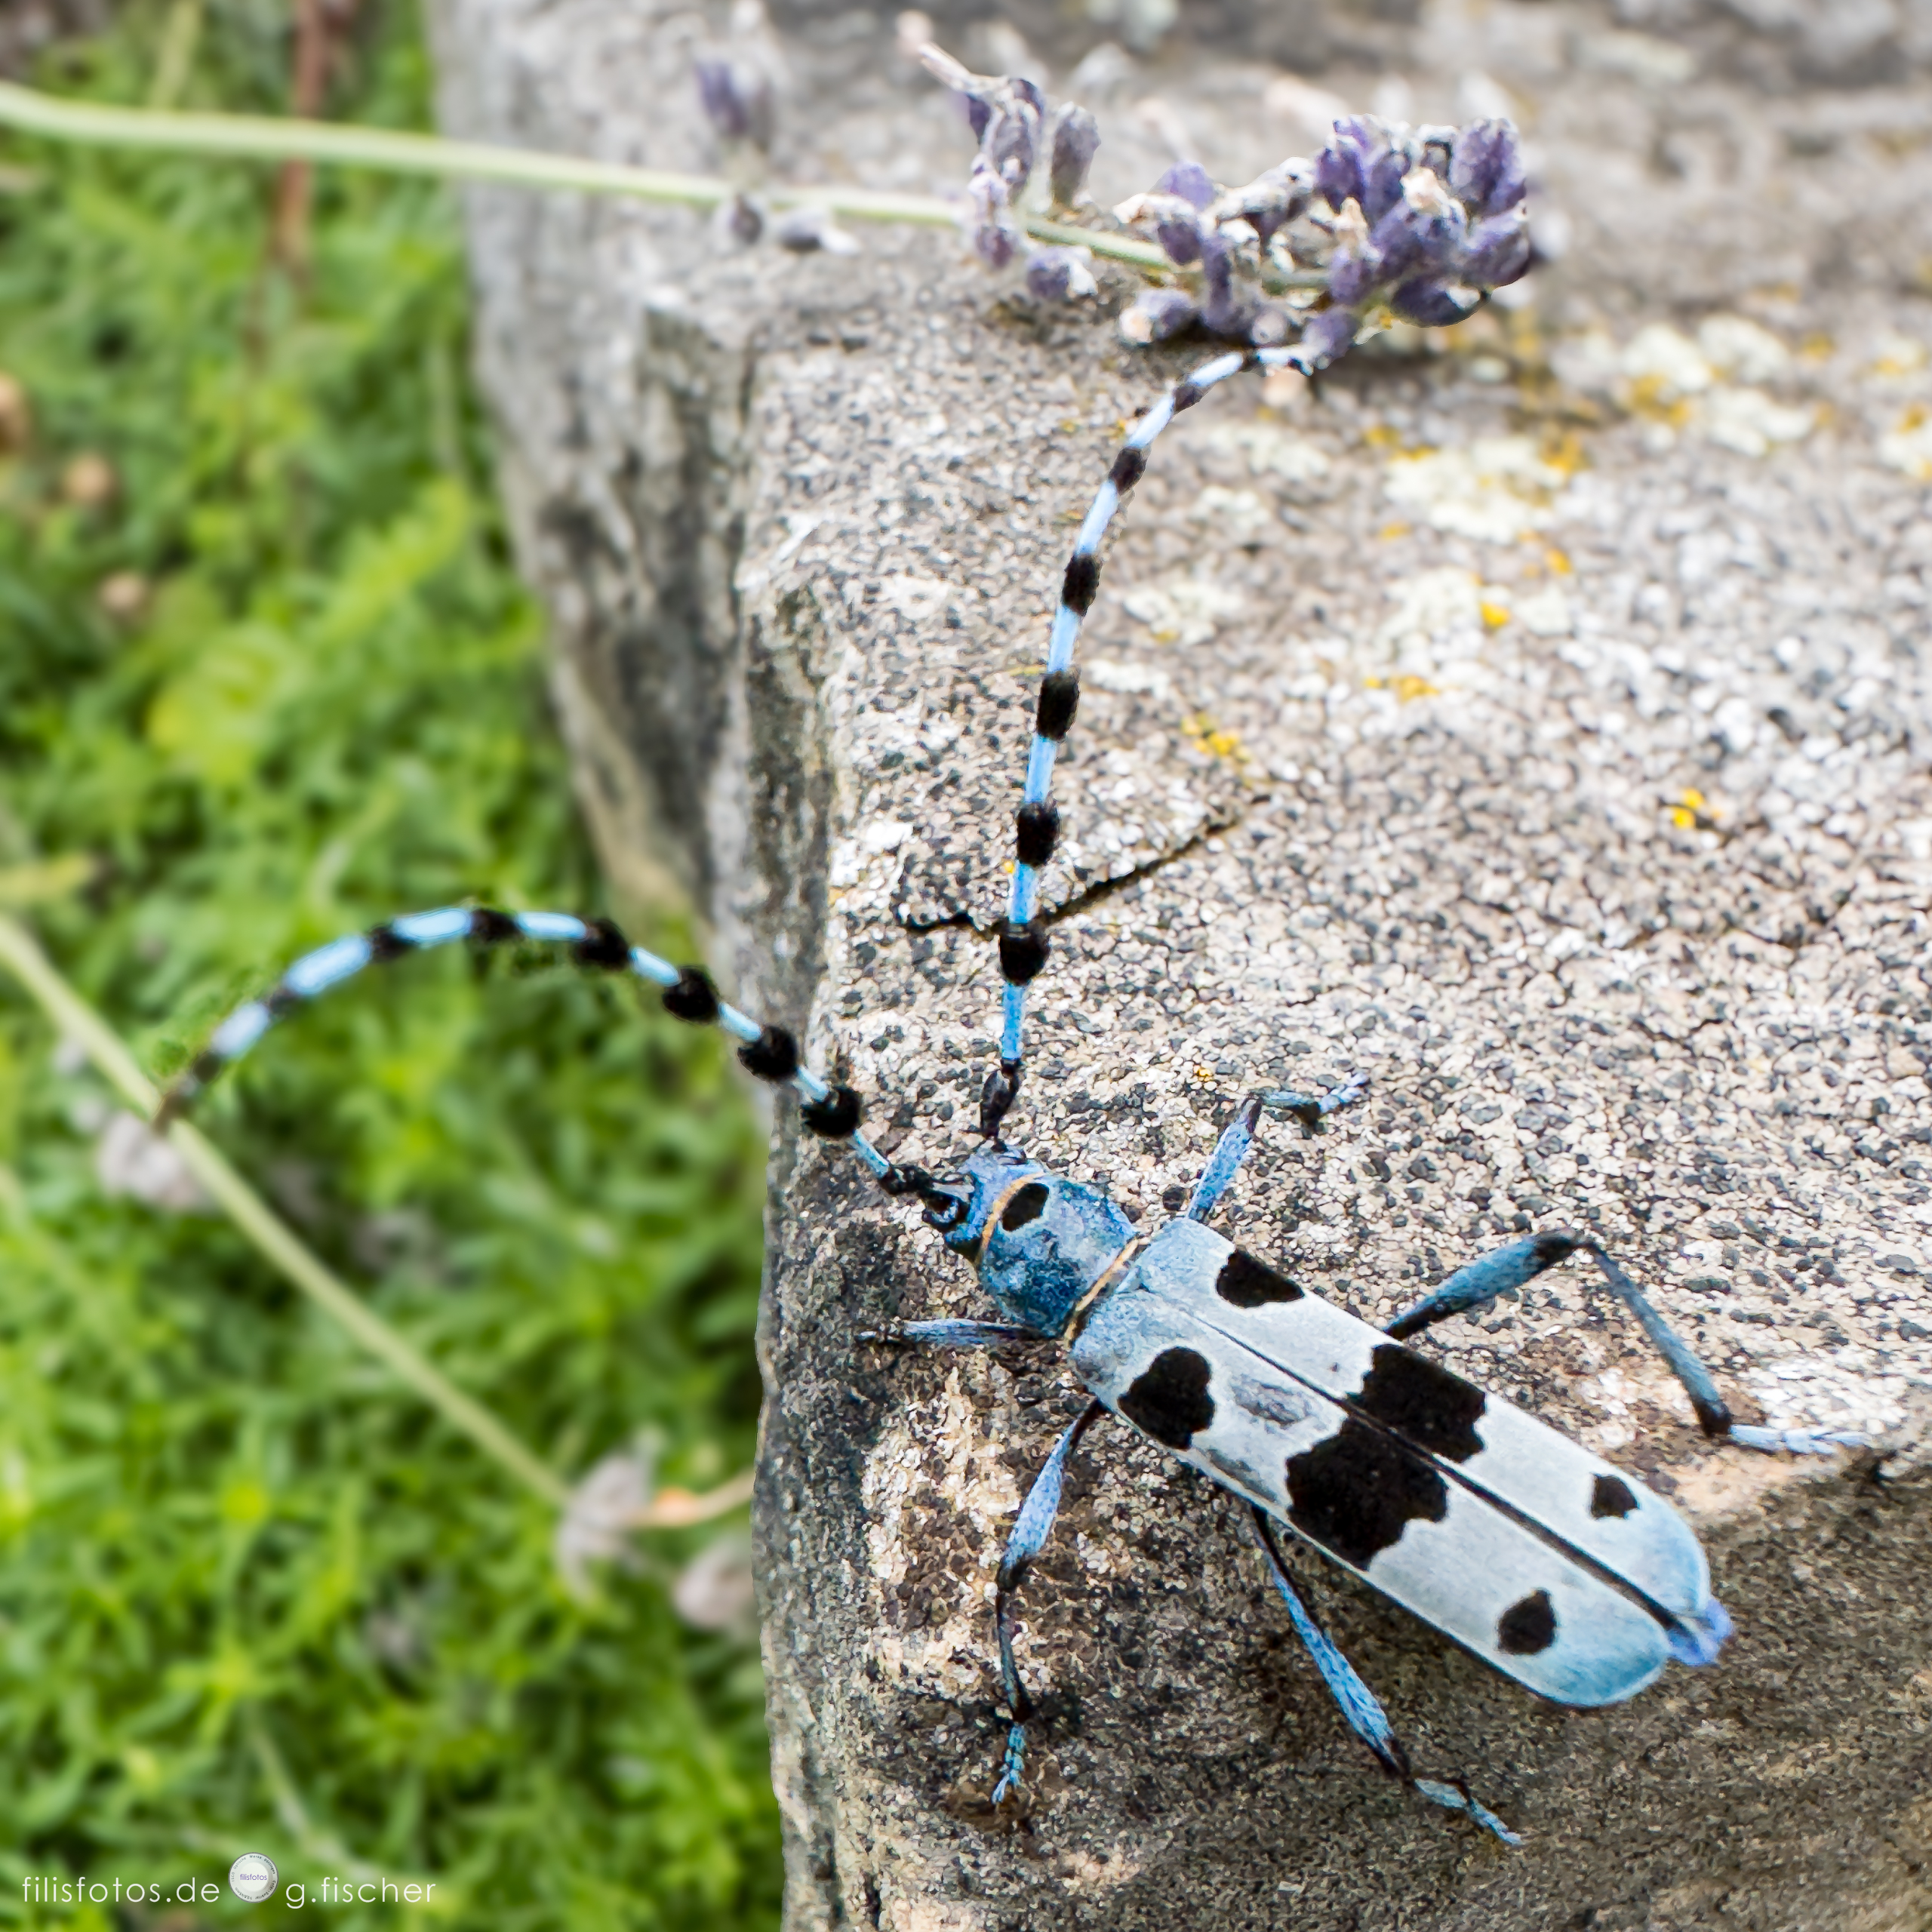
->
xmin=0 ymin=6 xmax=781 ymax=1926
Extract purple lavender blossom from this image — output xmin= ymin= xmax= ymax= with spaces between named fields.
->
xmin=1146 ymin=193 xmax=1206 ymax=266
xmin=1363 ymin=143 xmax=1411 ymax=224
xmin=1154 ymin=161 xmax=1217 ymax=211
xmin=715 ymin=192 xmax=764 ymax=248
xmin=1118 ymin=288 xmax=1199 ymax=345
xmin=928 ymin=69 xmax=1538 ymax=377
xmin=1327 ymin=245 xmax=1380 ymax=307
xmin=1460 ymin=206 xmax=1531 ymax=288
xmin=1026 ymin=245 xmax=1098 ymax=302
xmin=1447 ymin=118 xmax=1526 ymax=217
xmin=968 ymin=156 xmax=1021 ymax=270
xmin=1368 ymin=168 xmax=1467 ymax=288
xmin=1417 ymin=123 xmax=1457 ymax=177
xmin=1294 ymin=306 xmax=1358 ymax=369
xmin=983 ymin=97 xmax=1040 ymax=192
xmin=1324 ymin=196 xmax=1378 ymax=306
xmin=1316 ymin=116 xmax=1411 ymax=223
xmin=1315 ymin=116 xmax=1371 ymax=211
xmin=1388 ymin=278 xmax=1479 ymax=326
xmin=695 ymin=57 xmax=773 ymax=153
xmin=1226 ymin=160 xmax=1312 ymax=244
xmin=1198 ymin=230 xmax=1254 ymax=339
xmin=918 ymin=44 xmax=1041 ymax=194
xmin=1048 ymin=103 xmax=1101 ymax=207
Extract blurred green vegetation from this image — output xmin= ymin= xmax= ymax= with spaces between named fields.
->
xmin=0 ymin=4 xmax=780 ymax=1926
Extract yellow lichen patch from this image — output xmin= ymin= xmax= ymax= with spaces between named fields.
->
xmin=1669 ymin=787 xmax=1712 ymax=829
xmin=1539 ymin=429 xmax=1588 ymax=478
xmin=1543 ymin=546 xmax=1574 ymax=575
xmin=1378 ymin=519 xmax=1411 ymax=540
xmin=1479 ymin=599 xmax=1512 ymax=630
xmin=1382 ymin=437 xmax=1563 ymax=543
xmin=1800 ymin=333 xmax=1834 ymax=361
xmin=1626 ymin=373 xmax=1693 ymax=424
xmin=1363 ymin=673 xmax=1441 ymax=700
xmin=1879 ymin=403 xmax=1932 ymax=478
xmin=1181 ymin=712 xmax=1246 ymax=762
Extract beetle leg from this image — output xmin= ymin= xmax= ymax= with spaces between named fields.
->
xmin=989 ymin=1399 xmax=1106 ymax=1806
xmin=1250 ymin=1506 xmax=1520 ymax=1845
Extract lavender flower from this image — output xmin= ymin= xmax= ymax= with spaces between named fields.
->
xmin=986 ymin=78 xmax=1044 ymax=192
xmin=1198 ymin=231 xmax=1253 ymax=339
xmin=1314 ymin=126 xmax=1362 ymax=213
xmin=1222 ymin=160 xmax=1312 ymax=244
xmin=917 ymin=52 xmax=1537 ymax=378
xmin=714 ymin=192 xmax=764 ymax=248
xmin=1315 ymin=116 xmax=1410 ymax=223
xmin=1297 ymin=116 xmax=1529 ymax=359
xmin=919 ymin=42 xmax=1041 ymax=194
xmin=1417 ymin=123 xmax=1457 ymax=179
xmin=1294 ymin=306 xmax=1358 ymax=370
xmin=1145 ymin=193 xmax=1207 ymax=266
xmin=1048 ymin=103 xmax=1101 ymax=207
xmin=1119 ymin=288 xmax=1199 ymax=344
xmin=1153 ymin=161 xmax=1217 ymax=211
xmin=1387 ymin=278 xmax=1479 ymax=326
xmin=695 ymin=57 xmax=774 ymax=154
xmin=1367 ymin=167 xmax=1467 ymax=289
xmin=1026 ymin=245 xmax=1097 ymax=302
xmin=1447 ymin=117 xmax=1526 ymax=218
xmin=967 ymin=157 xmax=1021 ymax=270
xmin=1460 ymin=206 xmax=1531 ymax=288
xmin=1324 ymin=196 xmax=1377 ymax=307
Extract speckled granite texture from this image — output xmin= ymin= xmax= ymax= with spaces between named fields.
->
xmin=431 ymin=2 xmax=1932 ymax=1924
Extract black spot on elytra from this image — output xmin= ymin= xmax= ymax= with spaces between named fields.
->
xmin=1120 ymin=1347 xmax=1215 ymax=1449
xmin=1497 ymin=1589 xmax=1557 ymax=1655
xmin=1285 ymin=1421 xmax=1447 ymax=1569
xmin=1001 ymin=1183 xmax=1049 ymax=1232
xmin=1590 ymin=1474 xmax=1638 ymax=1520
xmin=1216 ymin=1250 xmax=1305 ymax=1308
xmin=1351 ymin=1344 xmax=1486 ymax=1463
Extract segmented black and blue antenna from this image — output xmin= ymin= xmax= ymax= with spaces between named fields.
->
xmin=980 ymin=342 xmax=1311 ymax=1142
xmin=158 ymin=903 xmax=971 ymax=1213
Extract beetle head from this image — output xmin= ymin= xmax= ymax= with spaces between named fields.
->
xmin=940 ymin=1143 xmax=1134 ymax=1335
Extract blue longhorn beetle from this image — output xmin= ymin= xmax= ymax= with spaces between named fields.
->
xmin=163 ymin=343 xmax=1861 ymax=1843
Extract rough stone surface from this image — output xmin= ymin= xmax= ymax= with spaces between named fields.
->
xmin=430 ymin=2 xmax=1932 ymax=1925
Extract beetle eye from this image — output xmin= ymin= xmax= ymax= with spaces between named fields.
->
xmin=921 ymin=1189 xmax=970 ymax=1232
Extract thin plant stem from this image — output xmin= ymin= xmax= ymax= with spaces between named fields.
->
xmin=0 ymin=913 xmax=752 ymax=1531
xmin=0 ymin=78 xmax=1183 ymax=274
